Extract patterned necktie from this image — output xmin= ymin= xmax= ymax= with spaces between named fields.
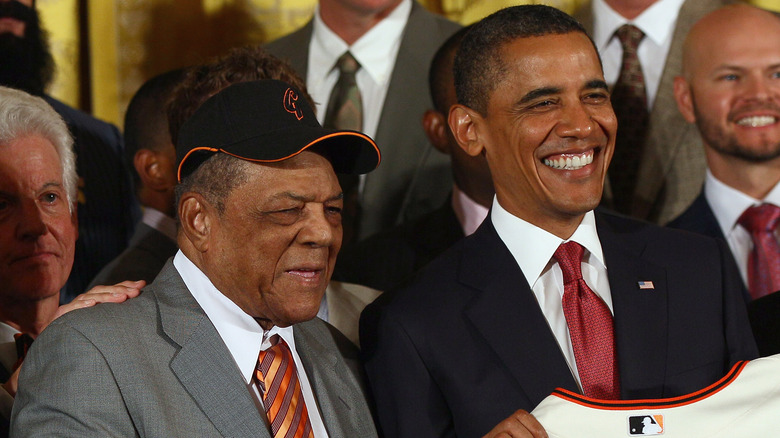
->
xmin=554 ymin=242 xmax=620 ymax=399
xmin=255 ymin=335 xmax=314 ymax=438
xmin=738 ymin=203 xmax=780 ymax=300
xmin=324 ymin=51 xmax=363 ymax=247
xmin=609 ymin=24 xmax=649 ymax=214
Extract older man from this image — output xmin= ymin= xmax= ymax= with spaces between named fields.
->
xmin=0 ymin=86 xmax=141 ymax=436
xmin=11 ymin=75 xmax=380 ymax=436
xmin=360 ymin=5 xmax=757 ymax=438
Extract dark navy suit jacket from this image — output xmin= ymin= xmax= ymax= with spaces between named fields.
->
xmin=361 ymin=209 xmax=758 ymax=438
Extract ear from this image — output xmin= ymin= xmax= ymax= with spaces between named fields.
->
xmin=134 ymin=149 xmax=172 ymax=192
xmin=673 ymin=76 xmax=697 ymax=124
xmin=178 ymin=193 xmax=212 ymax=253
xmin=423 ymin=109 xmax=451 ymax=155
xmin=448 ymin=104 xmax=485 ymax=158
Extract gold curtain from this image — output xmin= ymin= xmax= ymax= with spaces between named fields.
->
xmin=38 ymin=0 xmax=779 ymax=127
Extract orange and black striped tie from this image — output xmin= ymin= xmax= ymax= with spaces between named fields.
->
xmin=255 ymin=335 xmax=314 ymax=438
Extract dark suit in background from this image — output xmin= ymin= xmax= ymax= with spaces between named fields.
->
xmin=576 ymin=0 xmax=730 ymax=224
xmin=12 ymin=262 xmax=376 ymax=437
xmin=333 ymin=199 xmax=464 ymax=291
xmin=361 ymin=210 xmax=758 ymax=438
xmin=87 ymin=222 xmax=177 ymax=288
xmin=266 ymin=2 xmax=461 ymax=239
xmin=46 ymin=97 xmax=139 ymax=302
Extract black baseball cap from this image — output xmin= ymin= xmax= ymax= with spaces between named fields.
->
xmin=176 ymin=79 xmax=381 ymax=181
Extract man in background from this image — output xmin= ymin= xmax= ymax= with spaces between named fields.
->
xmin=0 ymin=0 xmax=139 ymax=302
xmin=266 ymin=0 xmax=460 ymax=247
xmin=669 ymin=4 xmax=780 ymax=354
xmin=88 ymin=69 xmax=184 ymax=287
xmin=333 ymin=26 xmax=494 ymax=291
xmin=576 ymin=0 xmax=730 ymax=224
xmin=0 ymin=86 xmax=141 ymax=437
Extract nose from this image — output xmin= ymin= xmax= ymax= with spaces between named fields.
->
xmin=742 ymin=75 xmax=773 ymax=101
xmin=556 ymin=101 xmax=595 ymax=139
xmin=298 ymin=205 xmax=338 ymax=248
xmin=16 ymin=199 xmax=48 ymax=241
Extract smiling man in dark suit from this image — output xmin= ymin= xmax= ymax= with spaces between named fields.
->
xmin=360 ymin=5 xmax=757 ymax=438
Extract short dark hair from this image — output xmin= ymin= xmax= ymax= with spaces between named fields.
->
xmin=454 ymin=5 xmax=596 ymax=115
xmin=169 ymin=45 xmax=312 ymax=216
xmin=124 ymin=68 xmax=185 ymax=192
xmin=167 ymin=45 xmax=312 ymax=146
xmin=428 ymin=26 xmax=470 ymax=114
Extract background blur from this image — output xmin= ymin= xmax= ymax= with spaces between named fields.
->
xmin=39 ymin=0 xmax=779 ymax=128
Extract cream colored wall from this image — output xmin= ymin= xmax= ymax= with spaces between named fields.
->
xmin=39 ymin=0 xmax=778 ymax=127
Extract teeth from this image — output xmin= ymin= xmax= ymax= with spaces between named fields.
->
xmin=543 ymin=151 xmax=594 ymax=170
xmin=737 ymin=116 xmax=776 ymax=127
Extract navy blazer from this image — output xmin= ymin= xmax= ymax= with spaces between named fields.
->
xmin=361 ymin=209 xmax=758 ymax=438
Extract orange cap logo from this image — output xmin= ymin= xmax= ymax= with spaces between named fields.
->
xmin=283 ymin=88 xmax=304 ymax=121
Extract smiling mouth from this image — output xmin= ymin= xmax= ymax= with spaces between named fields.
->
xmin=736 ymin=115 xmax=777 ymax=127
xmin=543 ymin=150 xmax=595 ymax=170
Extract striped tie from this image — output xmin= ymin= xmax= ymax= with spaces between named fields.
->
xmin=738 ymin=203 xmax=780 ymax=300
xmin=255 ymin=335 xmax=314 ymax=438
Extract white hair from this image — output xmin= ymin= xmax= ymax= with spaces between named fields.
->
xmin=0 ymin=86 xmax=77 ymax=211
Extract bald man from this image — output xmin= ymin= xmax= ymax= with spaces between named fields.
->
xmin=669 ymin=4 xmax=780 ymax=296
xmin=669 ymin=3 xmax=780 ymax=353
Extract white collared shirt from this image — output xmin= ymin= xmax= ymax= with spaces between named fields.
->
xmin=592 ymin=0 xmax=686 ymax=109
xmin=307 ymin=0 xmax=410 ymax=140
xmin=173 ymin=251 xmax=329 ymax=437
xmin=452 ymin=184 xmax=490 ymax=237
xmin=704 ymin=170 xmax=780 ymax=288
xmin=140 ymin=207 xmax=177 ymax=242
xmin=492 ymin=199 xmax=612 ymax=390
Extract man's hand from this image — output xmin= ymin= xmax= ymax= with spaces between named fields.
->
xmin=483 ymin=410 xmax=548 ymax=438
xmin=53 ymin=280 xmax=145 ymax=321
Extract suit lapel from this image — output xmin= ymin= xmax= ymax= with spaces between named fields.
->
xmin=154 ymin=263 xmax=270 ymax=437
xmin=461 ymin=221 xmax=579 ymax=404
xmin=597 ymin=214 xmax=669 ymax=399
xmin=294 ymin=320 xmax=368 ymax=437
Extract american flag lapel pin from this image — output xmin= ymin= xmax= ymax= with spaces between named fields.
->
xmin=638 ymin=281 xmax=655 ymax=290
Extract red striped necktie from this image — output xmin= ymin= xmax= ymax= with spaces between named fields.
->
xmin=255 ymin=335 xmax=314 ymax=438
xmin=738 ymin=203 xmax=780 ymax=300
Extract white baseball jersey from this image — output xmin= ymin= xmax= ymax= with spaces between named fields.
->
xmin=532 ymin=354 xmax=780 ymax=437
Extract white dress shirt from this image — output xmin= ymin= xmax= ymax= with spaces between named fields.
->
xmin=173 ymin=251 xmax=329 ymax=437
xmin=704 ymin=170 xmax=780 ymax=288
xmin=307 ymin=0 xmax=410 ymax=139
xmin=492 ymin=199 xmax=613 ymax=390
xmin=591 ymin=0 xmax=686 ymax=109
xmin=0 ymin=322 xmax=18 ymax=376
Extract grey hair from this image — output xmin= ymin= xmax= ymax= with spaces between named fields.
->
xmin=0 ymin=86 xmax=77 ymax=212
xmin=174 ymin=153 xmax=251 ymax=217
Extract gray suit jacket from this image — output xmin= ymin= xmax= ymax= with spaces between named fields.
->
xmin=11 ymin=262 xmax=377 ymax=437
xmin=266 ymin=2 xmax=461 ymax=239
xmin=577 ymin=0 xmax=730 ymax=224
xmin=87 ymin=222 xmax=178 ymax=288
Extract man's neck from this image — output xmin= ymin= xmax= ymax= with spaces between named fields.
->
xmin=603 ymin=0 xmax=659 ymax=19
xmin=318 ymin=0 xmax=404 ymax=45
xmin=0 ymin=296 xmax=60 ymax=337
xmin=708 ymin=152 xmax=780 ymax=200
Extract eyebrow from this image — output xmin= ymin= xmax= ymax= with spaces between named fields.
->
xmin=273 ymin=192 xmax=344 ymax=202
xmin=585 ymin=79 xmax=609 ymax=91
xmin=519 ymin=86 xmax=562 ymax=105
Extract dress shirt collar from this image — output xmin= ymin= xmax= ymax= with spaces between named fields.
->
xmin=141 ymin=206 xmax=177 ymax=242
xmin=311 ymin=0 xmax=410 ymax=88
xmin=452 ymin=184 xmax=489 ymax=237
xmin=173 ymin=251 xmax=298 ymax=386
xmin=592 ymin=0 xmax=685 ymax=50
xmin=491 ymin=198 xmax=605 ymax=290
xmin=0 ymin=322 xmax=19 ymax=374
xmin=705 ymin=169 xmax=780 ymax=236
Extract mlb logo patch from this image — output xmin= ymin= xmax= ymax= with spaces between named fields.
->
xmin=628 ymin=415 xmax=664 ymax=435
